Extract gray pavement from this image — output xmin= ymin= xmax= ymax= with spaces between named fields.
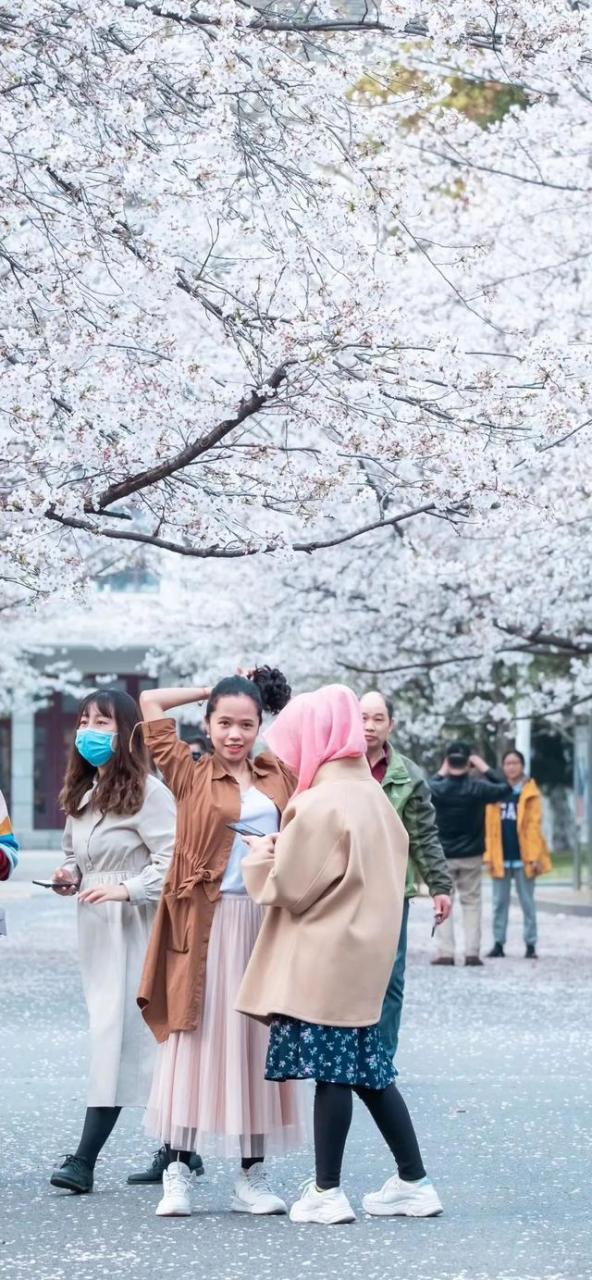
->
xmin=1 ymin=854 xmax=591 ymax=1280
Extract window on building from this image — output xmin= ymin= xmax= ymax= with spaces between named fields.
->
xmin=96 ymin=567 xmax=159 ymax=593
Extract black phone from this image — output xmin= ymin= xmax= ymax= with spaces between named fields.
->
xmin=32 ymin=879 xmax=77 ymax=891
xmin=226 ymin=822 xmax=267 ymax=839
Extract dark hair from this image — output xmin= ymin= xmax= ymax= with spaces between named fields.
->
xmin=187 ymin=730 xmax=213 ymax=759
xmin=60 ymin=688 xmax=150 ymax=817
xmin=206 ymin=666 xmax=291 ymax=723
xmin=445 ymin=739 xmax=472 ymax=765
xmin=503 ymin=748 xmax=525 ymax=767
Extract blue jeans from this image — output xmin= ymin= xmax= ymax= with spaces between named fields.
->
xmin=378 ymin=898 xmax=410 ymax=1065
xmin=492 ymin=867 xmax=537 ymax=947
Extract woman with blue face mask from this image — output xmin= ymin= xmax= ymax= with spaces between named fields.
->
xmin=49 ymin=689 xmax=177 ymax=1196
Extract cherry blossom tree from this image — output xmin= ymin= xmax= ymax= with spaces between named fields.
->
xmin=2 ymin=1 xmax=592 ymax=732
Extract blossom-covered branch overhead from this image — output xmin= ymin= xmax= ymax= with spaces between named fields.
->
xmin=2 ymin=1 xmax=592 ymax=730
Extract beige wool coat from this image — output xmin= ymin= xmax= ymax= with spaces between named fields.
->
xmin=61 ymin=774 xmax=176 ymax=1106
xmin=236 ymin=757 xmax=408 ymax=1028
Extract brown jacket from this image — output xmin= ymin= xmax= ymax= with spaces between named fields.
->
xmin=236 ymin=757 xmax=408 ymax=1028
xmin=137 ymin=719 xmax=295 ymax=1042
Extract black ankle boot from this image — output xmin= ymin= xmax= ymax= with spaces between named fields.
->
xmin=50 ymin=1154 xmax=94 ymax=1194
xmin=127 ymin=1147 xmax=204 ymax=1185
xmin=525 ymin=944 xmax=538 ymax=959
xmin=487 ymin=942 xmax=505 ymax=958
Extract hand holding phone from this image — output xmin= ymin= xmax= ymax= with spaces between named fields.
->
xmin=32 ymin=879 xmax=78 ymax=894
xmin=226 ymin=822 xmax=268 ymax=839
xmin=46 ymin=869 xmax=79 ymax=896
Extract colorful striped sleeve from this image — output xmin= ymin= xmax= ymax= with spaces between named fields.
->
xmin=0 ymin=790 xmax=19 ymax=879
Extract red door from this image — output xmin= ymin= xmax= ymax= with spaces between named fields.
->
xmin=0 ymin=718 xmax=11 ymax=808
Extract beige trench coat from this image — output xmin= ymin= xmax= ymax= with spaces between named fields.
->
xmin=237 ymin=757 xmax=408 ymax=1027
xmin=61 ymin=775 xmax=176 ymax=1106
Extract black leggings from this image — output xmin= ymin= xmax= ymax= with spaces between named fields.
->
xmin=314 ymin=1081 xmax=426 ymax=1190
xmin=75 ymin=1106 xmax=122 ymax=1168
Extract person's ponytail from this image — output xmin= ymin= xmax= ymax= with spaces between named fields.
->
xmin=205 ymin=666 xmax=291 ymax=722
xmin=250 ymin=666 xmax=291 ymax=715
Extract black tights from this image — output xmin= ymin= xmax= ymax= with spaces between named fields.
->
xmin=314 ymin=1081 xmax=426 ymax=1191
xmin=164 ymin=1143 xmax=263 ymax=1172
xmin=75 ymin=1106 xmax=122 ymax=1169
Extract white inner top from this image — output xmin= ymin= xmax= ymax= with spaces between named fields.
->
xmin=220 ymin=787 xmax=280 ymax=894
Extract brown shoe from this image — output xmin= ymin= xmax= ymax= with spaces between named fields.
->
xmin=431 ymin=956 xmax=455 ymax=966
xmin=465 ymin=955 xmax=484 ymax=967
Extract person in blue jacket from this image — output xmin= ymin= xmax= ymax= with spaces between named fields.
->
xmin=0 ymin=787 xmax=20 ymax=936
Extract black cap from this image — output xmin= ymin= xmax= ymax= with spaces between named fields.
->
xmin=445 ymin=740 xmax=471 ymax=766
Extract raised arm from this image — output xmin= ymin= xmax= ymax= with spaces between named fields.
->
xmin=467 ymin=754 xmax=512 ymax=801
xmin=139 ymin=686 xmax=211 ymax=721
xmin=139 ymin=686 xmax=211 ymax=798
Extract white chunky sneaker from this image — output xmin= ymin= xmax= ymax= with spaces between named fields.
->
xmin=155 ymin=1160 xmax=193 ymax=1217
xmin=289 ymin=1180 xmax=356 ymax=1225
xmin=363 ymin=1174 xmax=443 ymax=1218
xmin=231 ymin=1166 xmax=287 ymax=1215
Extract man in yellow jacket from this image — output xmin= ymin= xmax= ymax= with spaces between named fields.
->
xmin=484 ymin=749 xmax=552 ymax=959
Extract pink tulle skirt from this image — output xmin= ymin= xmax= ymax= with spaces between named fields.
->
xmin=144 ymin=894 xmax=308 ymax=1157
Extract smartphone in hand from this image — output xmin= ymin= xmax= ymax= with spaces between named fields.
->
xmin=32 ymin=880 xmax=78 ymax=892
xmin=226 ymin=822 xmax=268 ymax=839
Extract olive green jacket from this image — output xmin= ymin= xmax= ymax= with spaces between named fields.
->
xmin=381 ymin=745 xmax=453 ymax=899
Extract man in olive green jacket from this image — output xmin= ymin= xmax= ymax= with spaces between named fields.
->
xmin=360 ymin=692 xmax=453 ymax=1063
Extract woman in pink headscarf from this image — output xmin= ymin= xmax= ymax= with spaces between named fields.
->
xmin=237 ymin=685 xmax=443 ymax=1226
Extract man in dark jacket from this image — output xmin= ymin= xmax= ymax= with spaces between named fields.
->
xmin=360 ymin=692 xmax=453 ymax=1062
xmin=429 ymin=741 xmax=511 ymax=967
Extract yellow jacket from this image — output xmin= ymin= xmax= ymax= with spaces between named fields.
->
xmin=485 ymin=778 xmax=552 ymax=879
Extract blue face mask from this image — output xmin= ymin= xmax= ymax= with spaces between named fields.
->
xmin=75 ymin=729 xmax=117 ymax=768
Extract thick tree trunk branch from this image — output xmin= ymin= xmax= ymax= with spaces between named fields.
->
xmin=121 ymin=2 xmax=509 ymax=52
xmin=93 ymin=363 xmax=290 ymax=511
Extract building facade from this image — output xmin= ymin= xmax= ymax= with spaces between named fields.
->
xmin=0 ymin=564 xmax=201 ymax=847
xmin=1 ymin=646 xmax=158 ymax=848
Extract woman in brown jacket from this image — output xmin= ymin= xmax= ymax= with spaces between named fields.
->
xmin=237 ymin=685 xmax=444 ymax=1226
xmin=137 ymin=669 xmax=306 ymax=1219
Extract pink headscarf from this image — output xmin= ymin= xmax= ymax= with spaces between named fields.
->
xmin=266 ymin=684 xmax=367 ymax=795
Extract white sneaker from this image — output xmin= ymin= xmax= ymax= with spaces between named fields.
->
xmin=231 ymin=1166 xmax=287 ymax=1215
xmin=289 ymin=1179 xmax=356 ymax=1225
xmin=155 ymin=1160 xmax=193 ymax=1216
xmin=363 ymin=1174 xmax=443 ymax=1217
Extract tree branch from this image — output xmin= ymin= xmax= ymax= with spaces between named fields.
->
xmin=339 ymin=625 xmax=592 ymax=680
xmin=45 ymin=500 xmax=446 ymax=559
xmin=122 ymin=1 xmax=395 ymax=35
xmin=92 ymin=363 xmax=290 ymax=511
xmin=120 ymin=2 xmax=514 ymax=52
xmin=339 ymin=652 xmax=485 ymax=675
xmin=494 ymin=623 xmax=592 ymax=656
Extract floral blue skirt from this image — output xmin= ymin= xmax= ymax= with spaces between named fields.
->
xmin=265 ymin=1016 xmax=395 ymax=1090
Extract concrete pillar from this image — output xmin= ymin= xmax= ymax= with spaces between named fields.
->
xmin=514 ymin=714 xmax=532 ymax=775
xmin=10 ymin=708 xmax=35 ymax=841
